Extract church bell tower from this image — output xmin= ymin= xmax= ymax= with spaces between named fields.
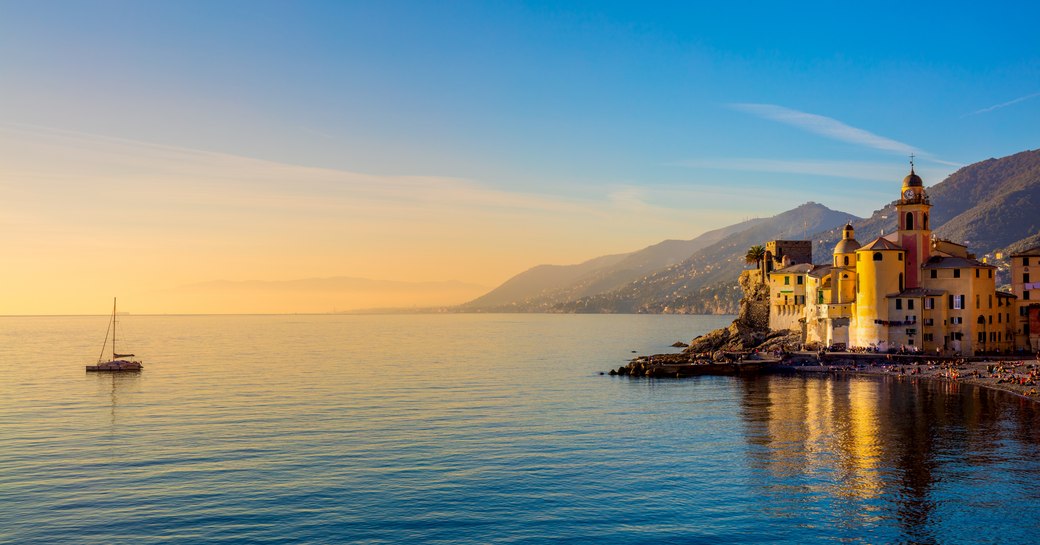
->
xmin=895 ymin=159 xmax=931 ymax=289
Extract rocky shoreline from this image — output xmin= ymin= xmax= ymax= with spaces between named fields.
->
xmin=608 ymin=350 xmax=1040 ymax=402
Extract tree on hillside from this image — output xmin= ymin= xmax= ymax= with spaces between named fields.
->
xmin=745 ymin=245 xmax=766 ymax=270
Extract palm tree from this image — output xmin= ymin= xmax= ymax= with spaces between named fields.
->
xmin=745 ymin=245 xmax=766 ymax=270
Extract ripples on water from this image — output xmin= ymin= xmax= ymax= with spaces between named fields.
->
xmin=2 ymin=314 xmax=1040 ymax=544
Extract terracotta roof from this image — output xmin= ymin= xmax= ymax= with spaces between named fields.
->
xmin=922 ymin=255 xmax=994 ymax=269
xmin=859 ymin=237 xmax=904 ymax=251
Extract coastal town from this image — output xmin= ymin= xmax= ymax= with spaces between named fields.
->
xmin=616 ymin=164 xmax=1040 ymax=400
xmin=762 ymin=162 xmax=1040 ymax=355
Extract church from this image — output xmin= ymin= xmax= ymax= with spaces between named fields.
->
xmin=766 ymin=165 xmax=1018 ymax=354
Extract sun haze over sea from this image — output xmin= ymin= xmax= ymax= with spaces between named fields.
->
xmin=1 ymin=2 xmax=1038 ymax=314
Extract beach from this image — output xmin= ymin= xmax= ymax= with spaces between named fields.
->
xmin=791 ymin=354 xmax=1040 ymax=401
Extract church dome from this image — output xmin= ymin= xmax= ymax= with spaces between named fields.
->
xmin=834 ymin=222 xmax=859 ymax=254
xmin=902 ymin=167 xmax=923 ymax=188
xmin=835 ymin=238 xmax=861 ymax=255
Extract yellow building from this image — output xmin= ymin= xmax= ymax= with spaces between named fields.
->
xmin=768 ymin=263 xmax=812 ymax=332
xmin=770 ymin=165 xmax=1014 ymax=354
xmin=1010 ymin=247 xmax=1040 ymax=351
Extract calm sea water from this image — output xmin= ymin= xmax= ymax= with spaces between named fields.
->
xmin=3 ymin=313 xmax=1040 ymax=544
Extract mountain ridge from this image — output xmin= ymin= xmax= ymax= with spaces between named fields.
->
xmin=461 ymin=148 xmax=1040 ymax=314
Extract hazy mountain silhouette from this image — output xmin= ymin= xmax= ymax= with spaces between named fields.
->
xmin=463 ymin=148 xmax=1040 ymax=314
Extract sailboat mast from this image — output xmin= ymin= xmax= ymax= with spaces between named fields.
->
xmin=111 ymin=297 xmax=117 ymax=360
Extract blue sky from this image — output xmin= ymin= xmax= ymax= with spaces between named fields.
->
xmin=1 ymin=1 xmax=1038 ymax=312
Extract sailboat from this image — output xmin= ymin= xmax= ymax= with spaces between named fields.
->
xmin=86 ymin=298 xmax=143 ymax=372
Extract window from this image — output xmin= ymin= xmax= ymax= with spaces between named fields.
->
xmin=988 ymin=269 xmax=993 ymax=279
xmin=930 ymin=270 xmax=937 ymax=279
xmin=925 ymin=318 xmax=934 ymax=326
xmin=797 ymin=276 xmax=803 ymax=285
xmin=976 ymin=268 xmax=980 ymax=278
xmin=857 ymin=253 xmax=861 ymax=262
xmin=896 ymin=299 xmax=903 ymax=310
xmin=908 ymin=299 xmax=915 ymax=310
xmin=924 ymin=333 xmax=934 ymax=342
xmin=952 ymin=295 xmax=964 ymax=310
xmin=1026 ymin=291 xmax=1031 ymax=301
xmin=1026 ymin=273 xmax=1031 ymax=284
xmin=1025 ymin=257 xmax=1030 ymax=267
xmin=843 ymin=256 xmax=849 ymax=266
xmin=976 ymin=294 xmax=980 ymax=309
xmin=954 ymin=269 xmax=961 ymax=278
xmin=898 ymin=253 xmax=903 ymax=261
xmin=979 ymin=332 xmax=986 ymax=343
xmin=998 ymin=313 xmax=1002 ymax=323
xmin=952 ymin=316 xmax=963 ymax=325
xmin=906 ymin=212 xmax=914 ymax=230
xmin=899 ymin=273 xmax=904 ymax=292
xmin=988 ymin=315 xmax=993 ymax=325
xmin=873 ymin=252 xmax=883 ymax=261
xmin=988 ymin=295 xmax=993 ymax=309
xmin=784 ymin=276 xmax=790 ymax=285
xmin=925 ymin=298 xmax=934 ymax=309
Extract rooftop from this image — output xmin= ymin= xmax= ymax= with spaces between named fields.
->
xmin=1011 ymin=246 xmax=1040 ymax=257
xmin=887 ymin=288 xmax=945 ymax=298
xmin=922 ymin=255 xmax=994 ymax=269
xmin=859 ymin=237 xmax=904 ymax=251
xmin=771 ymin=263 xmax=814 ymax=274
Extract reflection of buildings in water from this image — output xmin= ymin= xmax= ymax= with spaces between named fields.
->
xmin=738 ymin=375 xmax=933 ymax=537
xmin=741 ymin=375 xmax=883 ymax=500
xmin=738 ymin=373 xmax=1040 ymax=542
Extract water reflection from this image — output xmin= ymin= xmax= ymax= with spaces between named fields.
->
xmin=737 ymin=374 xmax=1040 ymax=543
xmin=91 ymin=372 xmax=140 ymax=426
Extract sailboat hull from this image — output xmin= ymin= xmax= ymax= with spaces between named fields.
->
xmin=86 ymin=360 xmax=143 ymax=372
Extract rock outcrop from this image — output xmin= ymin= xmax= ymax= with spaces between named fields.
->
xmin=683 ymin=270 xmax=794 ymax=355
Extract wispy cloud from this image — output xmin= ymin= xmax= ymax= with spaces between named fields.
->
xmin=968 ymin=91 xmax=1040 ymax=115
xmin=670 ymin=157 xmax=960 ymax=191
xmin=730 ymin=103 xmax=919 ymax=155
xmin=670 ymin=158 xmax=898 ymax=181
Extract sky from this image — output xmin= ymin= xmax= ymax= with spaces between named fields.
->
xmin=1 ymin=1 xmax=1038 ymax=314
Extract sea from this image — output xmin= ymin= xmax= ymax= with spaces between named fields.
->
xmin=3 ymin=313 xmax=1040 ymax=544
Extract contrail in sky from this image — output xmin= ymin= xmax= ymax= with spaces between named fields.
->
xmin=969 ymin=92 xmax=1040 ymax=115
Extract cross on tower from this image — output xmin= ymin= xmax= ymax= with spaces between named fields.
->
xmin=909 ymin=153 xmax=915 ymax=168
